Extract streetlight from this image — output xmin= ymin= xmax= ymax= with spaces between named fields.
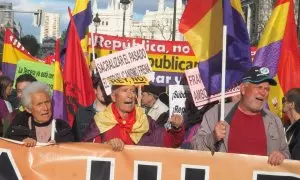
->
xmin=93 ymin=13 xmax=101 ymax=34
xmin=120 ymin=0 xmax=131 ymax=37
xmin=0 ymin=9 xmax=43 ymax=28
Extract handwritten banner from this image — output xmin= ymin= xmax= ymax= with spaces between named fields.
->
xmin=185 ymin=67 xmax=240 ymax=107
xmin=168 ymin=85 xmax=191 ymax=116
xmin=95 ymin=45 xmax=152 ymax=95
xmin=89 ymin=33 xmax=198 ymax=86
xmin=108 ymin=76 xmax=149 ymax=86
xmin=14 ymin=60 xmax=54 ymax=89
xmin=1 ymin=139 xmax=300 ymax=180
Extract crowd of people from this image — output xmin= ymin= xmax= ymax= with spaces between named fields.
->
xmin=0 ymin=66 xmax=299 ymax=166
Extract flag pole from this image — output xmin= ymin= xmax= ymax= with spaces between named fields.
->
xmin=91 ymin=30 xmax=96 ymax=75
xmin=220 ymin=25 xmax=227 ymax=121
xmin=137 ymin=85 xmax=142 ymax=107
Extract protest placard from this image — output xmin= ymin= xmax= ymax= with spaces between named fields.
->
xmin=185 ymin=67 xmax=240 ymax=107
xmin=89 ymin=33 xmax=198 ymax=86
xmin=14 ymin=60 xmax=54 ymax=90
xmin=168 ymin=85 xmax=191 ymax=116
xmin=108 ymin=76 xmax=149 ymax=86
xmin=95 ymin=45 xmax=152 ymax=95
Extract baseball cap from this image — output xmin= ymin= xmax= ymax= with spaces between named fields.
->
xmin=242 ymin=66 xmax=277 ymax=86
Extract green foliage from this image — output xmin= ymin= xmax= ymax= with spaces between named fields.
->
xmin=20 ymin=35 xmax=40 ymax=56
xmin=60 ymin=29 xmax=67 ymax=47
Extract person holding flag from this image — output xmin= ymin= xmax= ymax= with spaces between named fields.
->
xmin=191 ymin=67 xmax=290 ymax=166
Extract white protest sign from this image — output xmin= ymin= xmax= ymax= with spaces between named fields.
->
xmin=169 ymin=85 xmax=191 ymax=117
xmin=185 ymin=67 xmax=240 ymax=107
xmin=95 ymin=45 xmax=153 ymax=95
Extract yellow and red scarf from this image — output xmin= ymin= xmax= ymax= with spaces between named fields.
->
xmin=94 ymin=103 xmax=149 ymax=144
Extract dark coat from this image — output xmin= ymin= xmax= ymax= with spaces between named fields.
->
xmin=286 ymin=120 xmax=300 ymax=160
xmin=72 ymin=104 xmax=96 ymax=141
xmin=5 ymin=111 xmax=74 ymax=143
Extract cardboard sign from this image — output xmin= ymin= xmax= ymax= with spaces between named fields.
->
xmin=89 ymin=33 xmax=198 ymax=86
xmin=108 ymin=76 xmax=149 ymax=86
xmin=168 ymin=85 xmax=191 ymax=116
xmin=14 ymin=60 xmax=54 ymax=90
xmin=185 ymin=67 xmax=240 ymax=107
xmin=95 ymin=45 xmax=153 ymax=95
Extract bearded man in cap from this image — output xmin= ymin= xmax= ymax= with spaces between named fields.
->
xmin=82 ymin=85 xmax=184 ymax=151
xmin=191 ymin=66 xmax=290 ymax=166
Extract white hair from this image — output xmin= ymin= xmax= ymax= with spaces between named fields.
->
xmin=21 ymin=81 xmax=52 ymax=109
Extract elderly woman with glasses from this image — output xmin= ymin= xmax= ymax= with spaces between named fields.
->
xmin=282 ymin=88 xmax=300 ymax=160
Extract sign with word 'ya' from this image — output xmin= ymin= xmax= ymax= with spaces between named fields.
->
xmin=95 ymin=45 xmax=153 ymax=95
xmin=185 ymin=67 xmax=240 ymax=107
xmin=14 ymin=60 xmax=54 ymax=90
xmin=108 ymin=76 xmax=149 ymax=86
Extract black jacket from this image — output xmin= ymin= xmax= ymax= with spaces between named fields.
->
xmin=72 ymin=104 xmax=96 ymax=141
xmin=5 ymin=111 xmax=74 ymax=143
xmin=286 ymin=120 xmax=300 ymax=160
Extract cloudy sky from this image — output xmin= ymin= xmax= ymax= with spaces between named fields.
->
xmin=0 ymin=0 xmax=175 ymax=41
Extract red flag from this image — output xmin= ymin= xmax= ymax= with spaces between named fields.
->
xmin=63 ymin=8 xmax=95 ymax=126
xmin=44 ymin=53 xmax=54 ymax=64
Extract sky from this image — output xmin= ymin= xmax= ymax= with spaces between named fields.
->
xmin=0 ymin=0 xmax=175 ymax=41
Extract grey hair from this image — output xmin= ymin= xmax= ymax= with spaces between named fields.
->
xmin=21 ymin=81 xmax=52 ymax=109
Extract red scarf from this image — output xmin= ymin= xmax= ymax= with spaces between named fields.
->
xmin=111 ymin=103 xmax=136 ymax=144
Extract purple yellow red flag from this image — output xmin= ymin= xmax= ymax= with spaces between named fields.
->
xmin=2 ymin=29 xmax=40 ymax=80
xmin=253 ymin=0 xmax=300 ymax=117
xmin=60 ymin=0 xmax=92 ymax=67
xmin=52 ymin=59 xmax=67 ymax=121
xmin=179 ymin=0 xmax=252 ymax=95
xmin=63 ymin=8 xmax=95 ymax=126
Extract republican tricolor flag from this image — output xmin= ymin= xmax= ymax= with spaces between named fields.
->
xmin=60 ymin=0 xmax=92 ymax=67
xmin=253 ymin=0 xmax=300 ymax=117
xmin=179 ymin=0 xmax=252 ymax=95
xmin=2 ymin=29 xmax=39 ymax=80
xmin=52 ymin=59 xmax=67 ymax=121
